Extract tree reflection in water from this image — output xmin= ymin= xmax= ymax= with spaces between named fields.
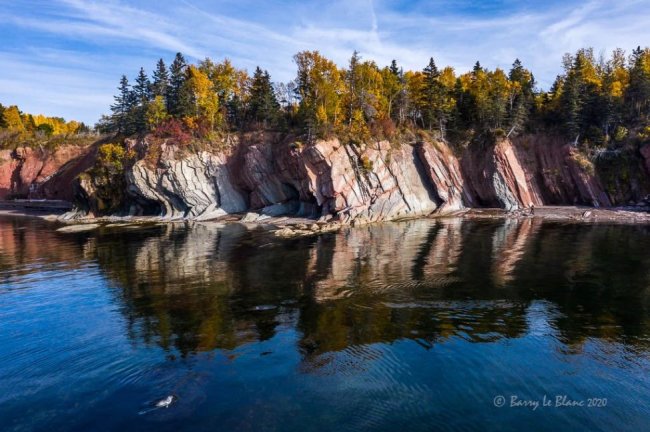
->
xmin=42 ymin=218 xmax=644 ymax=363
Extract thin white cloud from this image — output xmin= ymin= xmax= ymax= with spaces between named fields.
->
xmin=1 ymin=0 xmax=649 ymax=124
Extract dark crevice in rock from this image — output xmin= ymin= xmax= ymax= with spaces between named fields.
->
xmin=411 ymin=143 xmax=442 ymax=208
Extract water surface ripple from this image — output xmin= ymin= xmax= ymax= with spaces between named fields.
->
xmin=1 ymin=217 xmax=649 ymax=431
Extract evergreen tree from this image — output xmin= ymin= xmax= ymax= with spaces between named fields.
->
xmin=110 ymin=75 xmax=136 ymax=134
xmin=346 ymin=50 xmax=362 ymax=124
xmin=248 ymin=67 xmax=280 ymax=128
xmin=422 ymin=57 xmax=439 ymax=129
xmin=561 ymin=55 xmax=586 ymax=141
xmin=152 ymin=58 xmax=169 ymax=99
xmin=390 ymin=59 xmax=400 ymax=77
xmin=421 ymin=57 xmax=449 ymax=134
xmin=0 ymin=103 xmax=6 ymax=128
xmin=167 ymin=52 xmax=187 ymax=116
xmin=559 ymin=49 xmax=603 ymax=143
xmin=133 ymin=68 xmax=151 ymax=102
xmin=506 ymin=59 xmax=535 ymax=136
xmin=133 ymin=68 xmax=152 ymax=132
xmin=625 ymin=46 xmax=650 ymax=120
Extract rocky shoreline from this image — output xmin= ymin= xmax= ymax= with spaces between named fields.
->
xmin=3 ymin=205 xmax=650 ymax=239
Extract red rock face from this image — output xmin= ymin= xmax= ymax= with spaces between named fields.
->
xmin=415 ymin=141 xmax=469 ymax=211
xmin=36 ymin=145 xmax=98 ymax=201
xmin=510 ymin=135 xmax=611 ymax=206
xmin=12 ymin=133 xmax=648 ymax=220
xmin=230 ymin=137 xmax=453 ymax=221
xmin=0 ymin=150 xmax=19 ymax=199
xmin=460 ymin=140 xmax=535 ymax=210
xmin=460 ymin=136 xmax=617 ymax=209
xmin=493 ymin=140 xmax=538 ymax=207
xmin=120 ymin=134 xmax=648 ymax=221
xmin=0 ymin=145 xmax=93 ymax=200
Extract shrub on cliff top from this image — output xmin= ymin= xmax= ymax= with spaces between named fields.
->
xmin=95 ymin=143 xmax=128 ymax=175
xmin=85 ymin=143 xmax=135 ymax=213
xmin=153 ymin=117 xmax=192 ymax=146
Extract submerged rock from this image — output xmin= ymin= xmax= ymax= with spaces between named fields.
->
xmin=56 ymin=223 xmax=101 ymax=233
xmin=240 ymin=212 xmax=262 ymax=223
xmin=274 ymin=227 xmax=296 ymax=237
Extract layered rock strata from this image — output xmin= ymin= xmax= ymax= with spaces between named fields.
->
xmin=3 ymin=133 xmax=647 ymax=222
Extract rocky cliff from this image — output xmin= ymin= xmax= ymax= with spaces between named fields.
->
xmin=0 ymin=145 xmax=95 ymax=201
xmin=4 ymin=133 xmax=649 ymax=222
xmin=76 ymin=134 xmax=650 ymax=221
xmin=84 ymin=135 xmax=470 ymax=222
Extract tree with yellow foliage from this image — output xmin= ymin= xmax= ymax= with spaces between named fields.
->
xmin=293 ymin=50 xmax=344 ymax=138
xmin=183 ymin=66 xmax=220 ymax=130
xmin=146 ymin=96 xmax=168 ymax=129
xmin=3 ymin=106 xmax=25 ymax=132
xmin=97 ymin=45 xmax=650 ymax=149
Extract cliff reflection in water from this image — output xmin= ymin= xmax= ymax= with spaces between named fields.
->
xmin=51 ymin=218 xmax=645 ymax=362
xmin=3 ymin=216 xmax=650 ymax=431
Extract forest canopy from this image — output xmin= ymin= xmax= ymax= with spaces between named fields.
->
xmin=0 ymin=103 xmax=92 ymax=149
xmin=18 ymin=46 xmax=650 ymax=151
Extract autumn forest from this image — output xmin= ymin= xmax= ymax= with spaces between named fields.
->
xmin=2 ymin=47 xmax=650 ymax=152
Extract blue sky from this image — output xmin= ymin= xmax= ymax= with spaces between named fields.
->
xmin=2 ymin=0 xmax=650 ymax=125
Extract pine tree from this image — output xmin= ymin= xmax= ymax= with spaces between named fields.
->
xmin=133 ymin=68 xmax=151 ymax=102
xmin=346 ymin=50 xmax=362 ymax=125
xmin=167 ymin=52 xmax=187 ymax=116
xmin=506 ymin=59 xmax=535 ymax=136
xmin=422 ymin=57 xmax=439 ymax=129
xmin=0 ymin=103 xmax=6 ymax=128
xmin=133 ymin=68 xmax=152 ymax=132
xmin=625 ymin=46 xmax=650 ymax=120
xmin=422 ymin=57 xmax=448 ymax=133
xmin=390 ymin=59 xmax=400 ymax=77
xmin=248 ymin=67 xmax=280 ymax=128
xmin=560 ymin=50 xmax=603 ymax=143
xmin=110 ymin=75 xmax=136 ymax=134
xmin=152 ymin=58 xmax=169 ymax=99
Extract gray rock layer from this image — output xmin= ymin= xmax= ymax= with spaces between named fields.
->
xmin=116 ymin=138 xmax=468 ymax=222
xmin=73 ymin=134 xmax=642 ymax=222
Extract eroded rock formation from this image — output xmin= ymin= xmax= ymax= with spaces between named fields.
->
xmin=0 ymin=145 xmax=94 ymax=200
xmin=98 ymin=136 xmax=472 ymax=222
xmin=4 ymin=132 xmax=648 ymax=222
xmin=105 ymin=133 xmax=643 ymax=222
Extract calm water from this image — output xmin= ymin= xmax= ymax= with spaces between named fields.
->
xmin=1 ymin=216 xmax=649 ymax=431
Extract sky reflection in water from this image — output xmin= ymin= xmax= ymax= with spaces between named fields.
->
xmin=0 ymin=217 xmax=649 ymax=431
